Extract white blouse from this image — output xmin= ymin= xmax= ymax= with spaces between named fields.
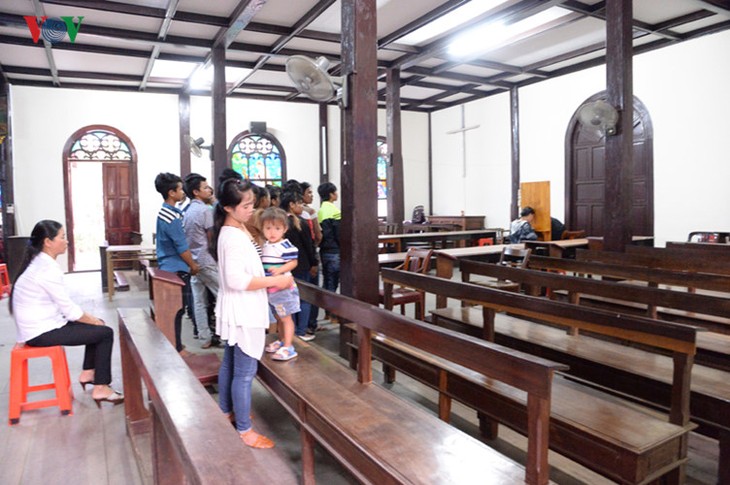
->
xmin=12 ymin=252 xmax=84 ymax=342
xmin=215 ymin=225 xmax=269 ymax=359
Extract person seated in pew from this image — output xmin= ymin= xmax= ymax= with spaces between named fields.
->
xmin=210 ymin=178 xmax=293 ymax=448
xmin=10 ymin=220 xmax=124 ymax=407
xmin=509 ymin=206 xmax=539 ymax=243
xmin=550 ymin=217 xmax=565 ymax=240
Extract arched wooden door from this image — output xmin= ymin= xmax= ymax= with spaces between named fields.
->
xmin=63 ymin=125 xmax=139 ymax=271
xmin=565 ymin=93 xmax=654 ymax=237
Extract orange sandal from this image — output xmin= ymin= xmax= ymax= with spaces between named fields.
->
xmin=240 ymin=430 xmax=275 ymax=449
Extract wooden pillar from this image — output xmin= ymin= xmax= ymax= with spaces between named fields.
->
xmin=340 ymin=0 xmax=379 ymax=306
xmin=211 ymin=45 xmax=228 ymax=180
xmin=341 ymin=0 xmax=378 ymax=385
xmin=386 ymin=68 xmax=404 ymax=226
xmin=427 ymin=115 xmax=433 ymax=215
xmin=510 ymin=86 xmax=520 ymax=222
xmin=178 ymin=93 xmax=191 ymax=176
xmin=319 ymin=103 xmax=328 ymax=184
xmin=603 ymin=0 xmax=633 ymax=252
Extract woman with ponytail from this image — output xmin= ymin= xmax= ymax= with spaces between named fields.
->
xmin=209 ymin=179 xmax=293 ymax=448
xmin=10 ymin=220 xmax=123 ymax=407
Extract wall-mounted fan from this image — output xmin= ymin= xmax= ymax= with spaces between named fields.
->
xmin=286 ymin=55 xmax=348 ymax=108
xmin=577 ymin=100 xmax=619 ymax=140
xmin=184 ymin=135 xmax=212 ymax=158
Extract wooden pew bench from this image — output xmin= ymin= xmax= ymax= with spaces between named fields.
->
xmin=394 ymin=267 xmax=728 ymax=484
xmin=578 ymin=247 xmax=730 ymax=278
xmin=458 ymin=259 xmax=730 ymax=369
xmin=342 ymin=323 xmax=691 ymax=485
xmin=381 ymin=269 xmax=699 ymax=485
xmin=118 ymin=308 xmax=297 ymax=484
xmin=257 ymin=282 xmax=565 ymax=485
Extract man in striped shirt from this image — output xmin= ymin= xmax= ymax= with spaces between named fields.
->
xmin=155 ymin=172 xmax=199 ymax=353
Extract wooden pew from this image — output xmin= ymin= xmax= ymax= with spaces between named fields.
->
xmin=147 ymin=267 xmax=219 ymax=385
xmin=526 ymin=254 xmax=730 ymax=294
xmin=118 ymin=308 xmax=296 ymax=484
xmin=257 ymin=281 xmax=565 ymax=485
xmin=666 ymin=241 xmax=730 ymax=254
xmin=577 ymin=247 xmax=730 ymax=276
xmin=382 ymin=268 xmax=698 ymax=485
xmin=458 ymin=259 xmax=730 ymax=369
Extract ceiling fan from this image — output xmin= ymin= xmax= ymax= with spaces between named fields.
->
xmin=285 ymin=55 xmax=348 ymax=108
xmin=184 ymin=135 xmax=212 ymax=158
xmin=577 ymin=100 xmax=619 ymax=140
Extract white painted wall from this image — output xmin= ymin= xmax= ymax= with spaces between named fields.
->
xmin=431 ymin=93 xmax=512 ymax=229
xmin=10 ymin=86 xmax=180 ymax=269
xmin=430 ymin=29 xmax=730 ymax=244
xmin=9 ymin=86 xmax=429 ymax=272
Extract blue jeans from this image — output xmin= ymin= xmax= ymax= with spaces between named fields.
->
xmin=218 ymin=344 xmax=257 ymax=433
xmin=321 ymin=252 xmax=340 ymax=293
xmin=292 ymin=271 xmax=312 ymax=336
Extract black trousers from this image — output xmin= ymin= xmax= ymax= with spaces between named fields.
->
xmin=174 ymin=271 xmax=192 ymax=352
xmin=26 ymin=321 xmax=114 ymax=385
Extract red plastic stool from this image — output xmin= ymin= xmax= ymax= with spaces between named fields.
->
xmin=8 ymin=344 xmax=74 ymax=425
xmin=0 ymin=263 xmax=11 ymax=298
xmin=477 ymin=237 xmax=494 ymax=246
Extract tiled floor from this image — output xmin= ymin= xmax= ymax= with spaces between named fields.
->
xmin=0 ymin=270 xmax=719 ymax=484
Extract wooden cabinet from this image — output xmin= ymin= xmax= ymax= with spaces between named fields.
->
xmin=427 ymin=215 xmax=485 ymax=231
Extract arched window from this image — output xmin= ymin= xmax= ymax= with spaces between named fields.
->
xmin=68 ymin=128 xmax=132 ymax=160
xmin=377 ymin=137 xmax=388 ymax=218
xmin=228 ymin=131 xmax=286 ymax=186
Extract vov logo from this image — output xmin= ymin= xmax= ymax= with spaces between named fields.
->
xmin=24 ymin=16 xmax=84 ymax=44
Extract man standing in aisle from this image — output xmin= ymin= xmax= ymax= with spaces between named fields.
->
xmin=183 ymin=173 xmax=220 ymax=349
xmin=155 ymin=172 xmax=200 ymax=353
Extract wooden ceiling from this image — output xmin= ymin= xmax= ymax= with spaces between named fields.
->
xmin=0 ymin=0 xmax=728 ymax=112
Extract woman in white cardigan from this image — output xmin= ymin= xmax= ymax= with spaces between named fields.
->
xmin=210 ymin=178 xmax=293 ymax=448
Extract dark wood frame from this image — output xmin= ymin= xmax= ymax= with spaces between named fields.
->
xmin=564 ymin=92 xmax=654 ymax=237
xmin=62 ymin=124 xmax=139 ymax=272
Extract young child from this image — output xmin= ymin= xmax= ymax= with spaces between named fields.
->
xmin=260 ymin=207 xmax=300 ymax=361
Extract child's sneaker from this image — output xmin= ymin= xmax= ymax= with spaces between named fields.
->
xmin=264 ymin=340 xmax=282 ymax=353
xmin=272 ymin=346 xmax=298 ymax=361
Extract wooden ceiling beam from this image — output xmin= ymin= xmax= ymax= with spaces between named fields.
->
xmin=227 ymin=0 xmax=336 ymax=94
xmin=140 ymin=0 xmax=180 ymax=90
xmin=378 ymin=0 xmax=471 ymax=48
xmin=561 ymin=0 xmax=683 ymax=41
xmin=391 ymin=0 xmax=565 ymax=70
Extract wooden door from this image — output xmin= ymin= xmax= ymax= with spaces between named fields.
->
xmin=103 ymin=163 xmax=135 ymax=246
xmin=566 ymin=94 xmax=653 ymax=237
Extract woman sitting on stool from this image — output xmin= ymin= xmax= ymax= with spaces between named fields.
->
xmin=10 ymin=220 xmax=124 ymax=407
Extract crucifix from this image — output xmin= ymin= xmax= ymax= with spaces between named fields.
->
xmin=446 ymin=104 xmax=480 ymax=177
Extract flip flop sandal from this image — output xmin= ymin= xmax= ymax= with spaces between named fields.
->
xmin=264 ymin=340 xmax=283 ymax=353
xmin=240 ymin=430 xmax=275 ymax=449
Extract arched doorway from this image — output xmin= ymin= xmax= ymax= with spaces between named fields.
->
xmin=565 ymin=93 xmax=654 ymax=237
xmin=63 ymin=125 xmax=139 ymax=271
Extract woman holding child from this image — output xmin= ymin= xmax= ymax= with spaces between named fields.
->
xmin=210 ymin=178 xmax=293 ymax=448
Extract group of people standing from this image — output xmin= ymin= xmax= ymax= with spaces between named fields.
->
xmin=9 ymin=169 xmax=342 ymax=450
xmin=153 ymin=170 xmax=341 ymax=447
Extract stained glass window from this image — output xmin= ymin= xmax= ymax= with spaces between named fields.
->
xmin=229 ymin=132 xmax=286 ymax=186
xmin=68 ymin=130 xmax=132 ymax=160
xmin=377 ymin=137 xmax=388 ymax=200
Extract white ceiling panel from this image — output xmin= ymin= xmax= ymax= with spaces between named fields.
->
xmin=41 ymin=5 xmax=162 ymax=33
xmin=400 ymin=85 xmax=443 ymax=100
xmin=283 ymin=38 xmax=342 ymax=56
xmin=634 ymin=0 xmax=701 ymax=24
xmin=52 ymin=50 xmax=148 ymax=75
xmin=672 ymin=16 xmax=729 ymax=34
xmin=252 ymin=0 xmax=324 ymax=27
xmin=167 ymin=21 xmax=219 ymax=40
xmin=233 ymin=31 xmax=282 ymax=47
xmin=59 ymin=78 xmax=141 ymax=87
xmin=0 ymin=44 xmax=49 ymax=69
xmin=178 ymin=0 xmax=243 ymax=18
